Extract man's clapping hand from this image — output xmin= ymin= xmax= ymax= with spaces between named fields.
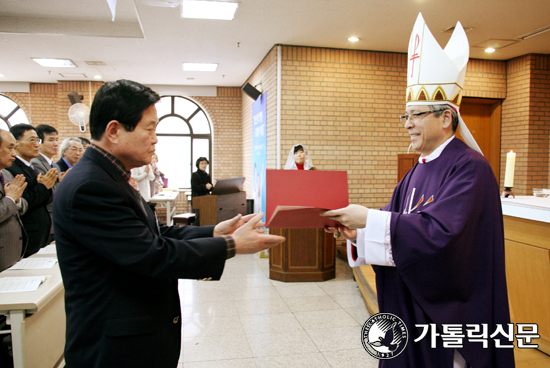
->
xmin=37 ymin=168 xmax=57 ymax=189
xmin=4 ymin=174 xmax=27 ymax=202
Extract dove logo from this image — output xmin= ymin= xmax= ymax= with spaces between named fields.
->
xmin=361 ymin=313 xmax=408 ymax=359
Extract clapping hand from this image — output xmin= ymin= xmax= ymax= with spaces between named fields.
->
xmin=4 ymin=174 xmax=27 ymax=202
xmin=37 ymin=168 xmax=57 ymax=190
xmin=59 ymin=168 xmax=70 ymax=182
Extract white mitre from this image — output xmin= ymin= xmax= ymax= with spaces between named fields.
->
xmin=406 ymin=13 xmax=482 ymax=155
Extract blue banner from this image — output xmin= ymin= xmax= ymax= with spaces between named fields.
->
xmin=251 ymin=92 xmax=267 ymax=222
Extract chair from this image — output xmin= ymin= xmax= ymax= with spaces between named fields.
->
xmin=172 ymin=213 xmax=196 ymax=226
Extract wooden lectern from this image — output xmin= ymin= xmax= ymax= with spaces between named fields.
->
xmin=269 ymin=228 xmax=335 ymax=282
xmin=192 ymin=177 xmax=247 ymax=226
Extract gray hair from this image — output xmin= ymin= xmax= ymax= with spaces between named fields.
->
xmin=59 ymin=137 xmax=82 ymax=156
xmin=429 ymin=104 xmax=459 ymax=132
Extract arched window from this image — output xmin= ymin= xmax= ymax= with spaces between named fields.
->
xmin=155 ymin=96 xmax=212 ymax=189
xmin=0 ymin=94 xmax=30 ymax=130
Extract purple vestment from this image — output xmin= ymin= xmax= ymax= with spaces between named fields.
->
xmin=374 ymin=138 xmax=515 ymax=367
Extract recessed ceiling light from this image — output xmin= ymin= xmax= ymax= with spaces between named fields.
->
xmin=485 ymin=47 xmax=496 ymax=53
xmin=0 ymin=74 xmax=4 ymax=78
xmin=181 ymin=0 xmax=238 ymax=20
xmin=85 ymin=61 xmax=106 ymax=66
xmin=183 ymin=62 xmax=218 ymax=72
xmin=94 ymin=75 xmax=103 ymax=79
xmin=348 ymin=37 xmax=360 ymax=42
xmin=32 ymin=58 xmax=77 ymax=68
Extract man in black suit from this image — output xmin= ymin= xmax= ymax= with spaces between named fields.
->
xmin=53 ymin=80 xmax=285 ymax=368
xmin=56 ymin=137 xmax=83 ymax=172
xmin=7 ymin=124 xmax=57 ymax=257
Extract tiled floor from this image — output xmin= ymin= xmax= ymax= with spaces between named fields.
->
xmin=178 ymin=254 xmax=379 ymax=368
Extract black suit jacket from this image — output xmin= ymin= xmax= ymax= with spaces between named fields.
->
xmin=53 ymin=147 xmax=228 ymax=368
xmin=6 ymin=158 xmax=52 ymax=256
xmin=56 ymin=157 xmax=70 ymax=172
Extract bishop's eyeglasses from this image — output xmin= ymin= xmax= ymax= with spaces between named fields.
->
xmin=399 ymin=111 xmax=435 ymax=125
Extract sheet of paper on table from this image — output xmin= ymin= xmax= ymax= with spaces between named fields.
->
xmin=37 ymin=243 xmax=57 ymax=255
xmin=8 ymin=258 xmax=58 ymax=270
xmin=0 ymin=276 xmax=49 ymax=293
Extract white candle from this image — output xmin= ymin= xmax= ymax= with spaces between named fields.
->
xmin=504 ymin=151 xmax=516 ymax=188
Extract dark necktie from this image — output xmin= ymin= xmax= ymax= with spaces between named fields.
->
xmin=0 ymin=172 xmax=4 ymax=187
xmin=51 ymin=162 xmax=55 ymax=169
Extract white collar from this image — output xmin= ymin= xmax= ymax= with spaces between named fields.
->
xmin=16 ymin=156 xmax=33 ymax=167
xmin=418 ymin=135 xmax=455 ymax=164
xmin=39 ymin=152 xmax=53 ymax=165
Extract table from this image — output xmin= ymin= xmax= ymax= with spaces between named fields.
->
xmin=150 ymin=190 xmax=179 ymax=225
xmin=0 ymin=251 xmax=65 ymax=368
xmin=501 ymin=196 xmax=550 ymax=354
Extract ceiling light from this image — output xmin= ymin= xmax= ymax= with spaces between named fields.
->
xmin=181 ymin=0 xmax=238 ymax=20
xmin=520 ymin=25 xmax=550 ymax=40
xmin=94 ymin=75 xmax=103 ymax=79
xmin=348 ymin=37 xmax=360 ymax=42
xmin=0 ymin=74 xmax=4 ymax=78
xmin=485 ymin=47 xmax=496 ymax=53
xmin=32 ymin=58 xmax=77 ymax=68
xmin=183 ymin=62 xmax=218 ymax=72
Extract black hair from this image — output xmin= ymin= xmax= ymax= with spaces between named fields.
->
xmin=196 ymin=157 xmax=209 ymax=169
xmin=89 ymin=80 xmax=160 ymax=140
xmin=293 ymin=145 xmax=304 ymax=154
xmin=35 ymin=124 xmax=58 ymax=141
xmin=10 ymin=124 xmax=36 ymax=141
xmin=79 ymin=137 xmax=91 ymax=145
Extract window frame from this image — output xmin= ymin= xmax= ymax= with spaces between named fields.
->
xmin=156 ymin=95 xmax=213 ymax=188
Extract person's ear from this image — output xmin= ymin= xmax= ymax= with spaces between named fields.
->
xmin=441 ymin=110 xmax=452 ymax=129
xmin=104 ymin=120 xmax=120 ymax=144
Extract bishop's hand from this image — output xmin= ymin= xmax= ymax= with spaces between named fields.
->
xmin=322 ymin=205 xmax=369 ymax=230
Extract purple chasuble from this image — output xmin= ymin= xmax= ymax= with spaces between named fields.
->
xmin=374 ymin=138 xmax=514 ymax=368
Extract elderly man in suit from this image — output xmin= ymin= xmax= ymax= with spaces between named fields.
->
xmin=7 ymin=124 xmax=57 ymax=257
xmin=56 ymin=137 xmax=83 ymax=172
xmin=53 ymin=79 xmax=285 ymax=368
xmin=0 ymin=130 xmax=28 ymax=271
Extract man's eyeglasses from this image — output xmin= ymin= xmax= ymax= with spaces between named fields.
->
xmin=19 ymin=138 xmax=42 ymax=144
xmin=399 ymin=111 xmax=435 ymax=125
xmin=67 ymin=147 xmax=83 ymax=153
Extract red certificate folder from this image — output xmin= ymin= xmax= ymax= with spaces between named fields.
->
xmin=265 ymin=170 xmax=348 ymax=228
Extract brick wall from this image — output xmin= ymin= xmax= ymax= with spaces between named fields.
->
xmin=529 ymin=56 xmax=550 ymax=190
xmin=464 ymin=59 xmax=507 ymax=99
xmin=192 ymin=87 xmax=242 ymax=182
xmin=501 ymin=54 xmax=550 ymax=195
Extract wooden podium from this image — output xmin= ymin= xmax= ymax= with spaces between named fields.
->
xmin=192 ymin=192 xmax=247 ymax=225
xmin=269 ymin=228 xmax=335 ymax=282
